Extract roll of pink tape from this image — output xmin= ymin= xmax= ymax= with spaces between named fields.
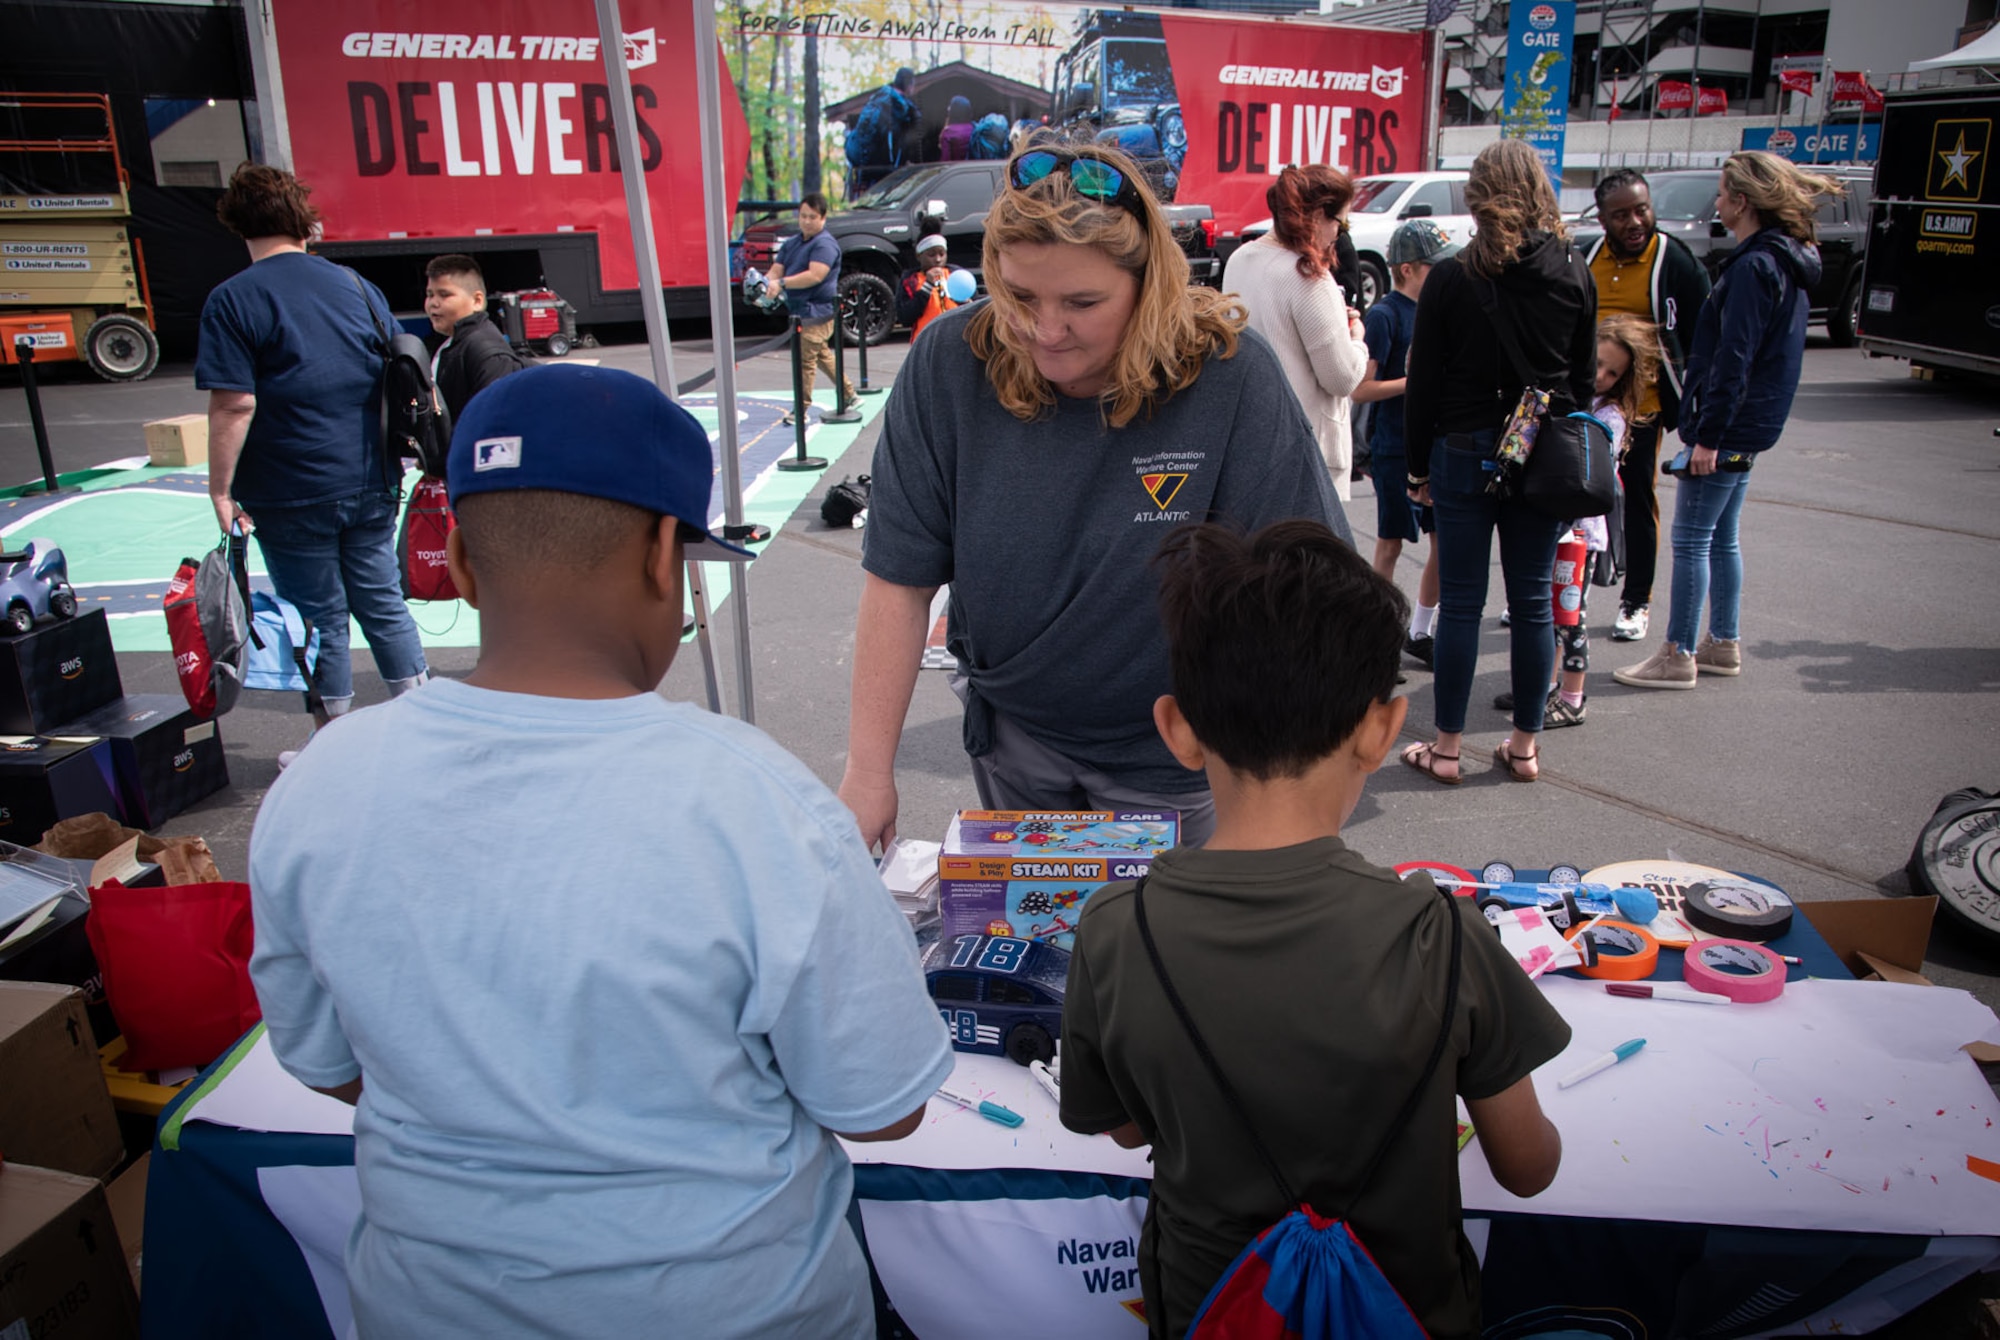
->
xmin=1682 ymin=939 xmax=1787 ymax=1003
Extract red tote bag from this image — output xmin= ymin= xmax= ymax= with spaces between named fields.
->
xmin=85 ymin=879 xmax=262 ymax=1071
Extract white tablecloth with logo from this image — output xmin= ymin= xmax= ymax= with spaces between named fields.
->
xmin=139 ymin=912 xmax=2000 ymax=1339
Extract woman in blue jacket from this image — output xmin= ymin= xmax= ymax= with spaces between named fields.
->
xmin=1615 ymin=151 xmax=1833 ymax=691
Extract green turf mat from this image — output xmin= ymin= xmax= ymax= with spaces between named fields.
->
xmin=0 ymin=389 xmax=883 ymax=655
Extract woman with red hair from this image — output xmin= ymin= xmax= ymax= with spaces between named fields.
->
xmin=1222 ymin=165 xmax=1369 ymax=500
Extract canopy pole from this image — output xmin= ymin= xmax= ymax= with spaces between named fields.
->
xmin=593 ymin=0 xmax=679 ymax=397
xmin=692 ymin=0 xmax=758 ymax=724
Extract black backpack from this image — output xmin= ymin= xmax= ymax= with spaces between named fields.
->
xmin=820 ymin=474 xmax=871 ymax=528
xmin=348 ymin=269 xmax=452 ymax=481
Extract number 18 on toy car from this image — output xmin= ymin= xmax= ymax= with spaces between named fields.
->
xmin=921 ymin=932 xmax=1068 ymax=1067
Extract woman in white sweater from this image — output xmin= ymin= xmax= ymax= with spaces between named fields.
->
xmin=1222 ymin=164 xmax=1369 ymax=500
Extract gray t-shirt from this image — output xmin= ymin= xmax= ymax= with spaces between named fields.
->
xmin=863 ymin=303 xmax=1347 ymax=792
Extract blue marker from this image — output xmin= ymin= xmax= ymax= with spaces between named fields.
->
xmin=936 ymin=1084 xmax=1024 ymax=1127
xmin=1558 ymin=1037 xmax=1646 ymax=1090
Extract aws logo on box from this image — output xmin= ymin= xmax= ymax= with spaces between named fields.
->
xmin=47 ymin=694 xmax=226 ymax=831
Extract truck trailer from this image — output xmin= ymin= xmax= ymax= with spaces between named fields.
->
xmin=1859 ymin=61 xmax=2000 ymax=378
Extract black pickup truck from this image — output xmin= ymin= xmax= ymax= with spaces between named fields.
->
xmin=738 ymin=159 xmax=1220 ymax=345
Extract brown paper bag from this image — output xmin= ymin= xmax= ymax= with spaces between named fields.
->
xmin=33 ymin=812 xmax=141 ymax=859
xmin=152 ymin=837 xmax=223 ymax=887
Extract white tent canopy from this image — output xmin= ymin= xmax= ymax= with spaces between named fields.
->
xmin=1910 ymin=26 xmax=2000 ymax=70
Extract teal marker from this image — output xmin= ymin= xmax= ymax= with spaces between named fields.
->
xmin=1558 ymin=1037 xmax=1646 ymax=1090
xmin=936 ymin=1084 xmax=1024 ymax=1127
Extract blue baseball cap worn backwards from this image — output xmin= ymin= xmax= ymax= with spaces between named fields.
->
xmin=447 ymin=364 xmax=753 ymax=562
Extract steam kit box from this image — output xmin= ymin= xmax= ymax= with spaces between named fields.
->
xmin=937 ymin=810 xmax=1179 ymax=949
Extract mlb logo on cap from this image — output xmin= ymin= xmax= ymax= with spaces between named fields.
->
xmin=473 ymin=437 xmax=522 ymax=471
xmin=447 ymin=364 xmax=754 ymax=562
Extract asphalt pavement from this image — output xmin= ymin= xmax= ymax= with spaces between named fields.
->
xmin=5 ymin=326 xmax=2000 ymax=1023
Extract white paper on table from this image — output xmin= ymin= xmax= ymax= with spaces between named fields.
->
xmin=189 ymin=1029 xmax=356 ymax=1136
xmin=259 ymin=1163 xmax=362 ymax=1340
xmin=1461 ymin=977 xmax=2000 ymax=1236
xmin=843 ymin=1052 xmax=1155 ymax=1178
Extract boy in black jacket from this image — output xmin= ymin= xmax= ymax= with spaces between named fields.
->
xmin=424 ymin=254 xmax=531 ymax=423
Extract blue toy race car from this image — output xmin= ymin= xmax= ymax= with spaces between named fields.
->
xmin=922 ymin=932 xmax=1067 ymax=1066
xmin=0 ymin=539 xmax=77 ymax=636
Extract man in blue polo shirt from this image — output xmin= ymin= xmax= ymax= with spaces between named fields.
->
xmin=767 ymin=192 xmax=856 ymax=412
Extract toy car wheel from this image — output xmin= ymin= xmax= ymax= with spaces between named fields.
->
xmin=544 ymin=333 xmax=572 ymax=357
xmin=1476 ymin=896 xmax=1510 ymax=929
xmin=48 ymin=584 xmax=76 ymax=619
xmin=1545 ymin=890 xmax=1584 ymax=932
xmin=1548 ymin=863 xmax=1582 ymax=886
xmin=1480 ymin=861 xmax=1516 ymax=885
xmin=1005 ymin=1021 xmax=1055 ymax=1067
xmin=82 ymin=314 xmax=160 ymax=382
xmin=2 ymin=603 xmax=31 ymax=636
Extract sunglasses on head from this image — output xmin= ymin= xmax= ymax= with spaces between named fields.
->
xmin=1008 ymin=148 xmax=1146 ymax=217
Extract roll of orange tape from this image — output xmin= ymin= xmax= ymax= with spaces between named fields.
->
xmin=1567 ymin=920 xmax=1661 ymax=980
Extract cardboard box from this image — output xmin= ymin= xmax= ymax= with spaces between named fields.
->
xmin=0 ymin=1163 xmax=141 ymax=1338
xmin=142 ymin=414 xmax=207 ymax=467
xmin=0 ymin=737 xmax=123 ymax=846
xmin=50 ymin=696 xmax=227 ymax=830
xmin=0 ymin=896 xmax=113 ymax=1045
xmin=0 ymin=608 xmax=123 ymax=735
xmin=1798 ymin=895 xmax=1938 ymax=980
xmin=104 ymin=1153 xmax=147 ymax=1293
xmin=938 ymin=810 xmax=1177 ymax=949
xmin=0 ymin=982 xmax=122 ymax=1181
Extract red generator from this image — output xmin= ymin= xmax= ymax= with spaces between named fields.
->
xmin=492 ymin=288 xmax=578 ymax=357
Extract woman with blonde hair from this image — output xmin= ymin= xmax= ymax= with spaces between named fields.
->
xmin=840 ymin=142 xmax=1344 ymax=847
xmin=1400 ymin=137 xmax=1598 ymax=784
xmin=1616 ymin=151 xmax=1830 ymax=690
xmin=1223 ymin=164 xmax=1369 ymax=500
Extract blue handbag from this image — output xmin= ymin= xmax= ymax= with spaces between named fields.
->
xmin=244 ymin=590 xmax=322 ymax=717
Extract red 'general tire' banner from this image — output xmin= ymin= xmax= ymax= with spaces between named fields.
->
xmin=1157 ymin=14 xmax=1430 ymax=236
xmin=269 ymin=0 xmax=749 ymax=290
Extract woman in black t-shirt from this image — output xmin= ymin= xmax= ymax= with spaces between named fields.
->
xmin=1399 ymin=139 xmax=1598 ymax=786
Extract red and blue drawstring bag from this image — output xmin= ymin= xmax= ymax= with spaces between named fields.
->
xmin=1132 ymin=876 xmax=1464 ymax=1339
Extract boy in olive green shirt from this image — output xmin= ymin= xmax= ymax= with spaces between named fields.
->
xmin=1060 ymin=520 xmax=1571 ymax=1339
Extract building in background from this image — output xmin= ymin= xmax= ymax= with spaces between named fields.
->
xmin=1332 ymin=0 xmax=1993 ymax=200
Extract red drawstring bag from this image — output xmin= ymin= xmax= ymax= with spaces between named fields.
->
xmin=398 ymin=476 xmax=460 ymax=602
xmin=85 ymin=879 xmax=262 ymax=1070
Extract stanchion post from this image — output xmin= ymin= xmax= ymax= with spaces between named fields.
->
xmin=14 ymin=341 xmax=72 ymax=497
xmin=852 ymin=288 xmax=884 ymax=396
xmin=823 ymin=298 xmax=862 ymax=425
xmin=777 ymin=317 xmax=827 ymax=472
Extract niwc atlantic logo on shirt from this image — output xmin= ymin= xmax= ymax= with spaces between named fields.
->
xmin=1132 ymin=451 xmax=1201 ymax=522
xmin=1141 ymin=473 xmax=1187 ymax=511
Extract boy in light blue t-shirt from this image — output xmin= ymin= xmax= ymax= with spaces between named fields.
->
xmin=249 ymin=365 xmax=952 ymax=1339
